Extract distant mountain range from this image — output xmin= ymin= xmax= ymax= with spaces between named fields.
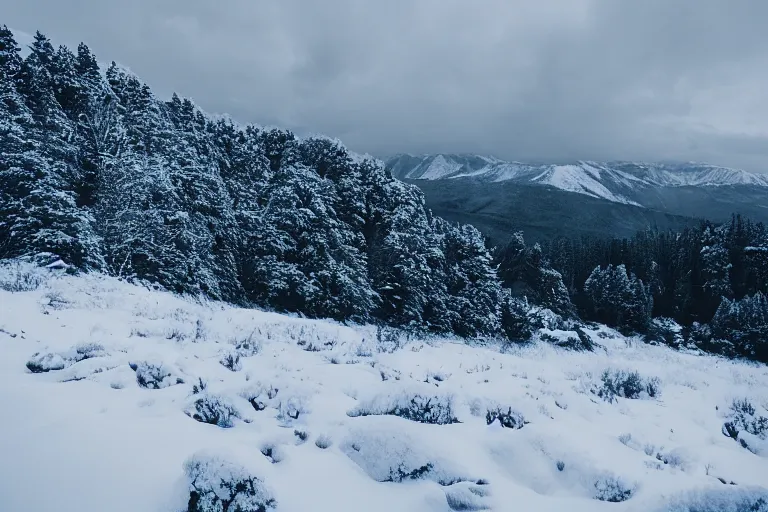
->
xmin=384 ymin=154 xmax=768 ymax=242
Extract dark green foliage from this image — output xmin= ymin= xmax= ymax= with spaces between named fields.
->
xmin=539 ymin=217 xmax=768 ymax=362
xmin=485 ymin=406 xmax=526 ymax=429
xmin=499 ymin=292 xmax=533 ymax=342
xmin=594 ymin=475 xmax=634 ymax=502
xmin=129 ymin=361 xmax=184 ymax=389
xmin=722 ymin=399 xmax=768 ymax=444
xmin=187 ymin=395 xmax=240 ymax=428
xmin=386 ymin=463 xmax=435 ymax=483
xmin=496 ymin=232 xmax=575 ymax=318
xmin=645 ymin=317 xmax=685 ymax=348
xmin=595 ymin=369 xmax=660 ymax=403
xmin=711 ymin=293 xmax=768 ymax=363
xmin=348 ymin=394 xmax=460 ymax=425
xmin=185 ymin=455 xmax=276 ymax=512
xmin=583 ymin=264 xmax=653 ymax=334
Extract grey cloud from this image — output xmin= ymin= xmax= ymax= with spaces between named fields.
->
xmin=3 ymin=0 xmax=767 ymax=171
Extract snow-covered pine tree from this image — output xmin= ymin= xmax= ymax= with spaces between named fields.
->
xmin=209 ymin=120 xmax=272 ymax=298
xmin=244 ymin=135 xmax=376 ymax=321
xmin=8 ymin=31 xmax=102 ymax=268
xmin=0 ymin=25 xmax=31 ymax=258
xmin=437 ymin=219 xmax=501 ymax=337
xmin=583 ymin=264 xmax=652 ymax=334
xmin=712 ymin=292 xmax=768 ymax=362
xmin=99 ymin=62 xmax=188 ymax=288
xmin=496 ymin=232 xmax=574 ymax=318
xmin=700 ymin=226 xmax=732 ymax=318
xmin=363 ymin=169 xmax=443 ymax=331
xmin=164 ymin=94 xmax=241 ymax=300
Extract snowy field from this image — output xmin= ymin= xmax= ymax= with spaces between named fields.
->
xmin=1 ymin=262 xmax=767 ymax=512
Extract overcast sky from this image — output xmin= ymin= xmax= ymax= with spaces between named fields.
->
xmin=4 ymin=0 xmax=768 ymax=171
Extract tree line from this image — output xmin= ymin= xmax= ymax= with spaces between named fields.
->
xmin=529 ymin=216 xmax=768 ymax=362
xmin=0 ymin=27 xmax=535 ymax=340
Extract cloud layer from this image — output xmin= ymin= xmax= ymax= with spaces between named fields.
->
xmin=5 ymin=0 xmax=768 ymax=170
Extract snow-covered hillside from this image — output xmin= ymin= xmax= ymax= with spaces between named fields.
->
xmin=1 ymin=264 xmax=768 ymax=512
xmin=385 ymin=154 xmax=768 ymax=205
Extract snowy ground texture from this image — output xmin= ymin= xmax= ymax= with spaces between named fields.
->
xmin=1 ymin=262 xmax=768 ymax=512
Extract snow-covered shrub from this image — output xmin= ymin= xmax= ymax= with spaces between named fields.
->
xmin=0 ymin=260 xmax=45 ymax=292
xmin=184 ymin=452 xmax=276 ymax=512
xmin=444 ymin=481 xmax=493 ymax=511
xmin=260 ymin=443 xmax=284 ymax=464
xmin=293 ymin=430 xmax=309 ymax=444
xmin=26 ymin=343 xmax=106 ymax=373
xmin=375 ymin=325 xmax=407 ymax=353
xmin=348 ymin=390 xmax=459 ymax=425
xmin=593 ymin=474 xmax=634 ymax=502
xmin=129 ymin=361 xmax=184 ymax=389
xmin=540 ymin=327 xmax=594 ymax=351
xmin=594 ymin=369 xmax=661 ymax=402
xmin=342 ymin=426 xmax=471 ymax=486
xmin=662 ymin=486 xmax=768 ymax=512
xmin=276 ymin=396 xmax=308 ymax=424
xmin=485 ymin=406 xmax=526 ymax=429
xmin=239 ymin=383 xmax=280 ymax=412
xmin=192 ymin=378 xmax=209 ymax=395
xmin=655 ymin=449 xmax=688 ymax=470
xmin=500 ymin=293 xmax=534 ymax=342
xmin=528 ymin=307 xmax=564 ymax=331
xmin=234 ymin=336 xmax=262 ymax=357
xmin=722 ymin=399 xmax=768 ymax=451
xmin=219 ymin=351 xmax=242 ymax=372
xmin=646 ymin=317 xmax=685 ymax=349
xmin=43 ymin=289 xmax=70 ymax=310
xmin=315 ymin=435 xmax=332 ymax=449
xmin=186 ymin=395 xmax=240 ymax=428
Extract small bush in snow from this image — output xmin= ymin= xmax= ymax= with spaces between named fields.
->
xmin=444 ymin=482 xmax=492 ymax=512
xmin=656 ymin=449 xmax=687 ymax=470
xmin=342 ymin=427 xmax=472 ymax=487
xmin=315 ymin=435 xmax=332 ymax=449
xmin=594 ymin=369 xmax=660 ymax=402
xmin=26 ymin=343 xmax=106 ymax=373
xmin=556 ymin=461 xmax=565 ymax=472
xmin=376 ymin=325 xmax=407 ymax=353
xmin=348 ymin=392 xmax=459 ymax=425
xmin=184 ymin=452 xmax=276 ymax=512
xmin=722 ymin=399 xmax=768 ymax=447
xmin=0 ymin=261 xmax=45 ymax=292
xmin=276 ymin=396 xmax=308 ymax=424
xmin=594 ymin=474 xmax=634 ymax=502
xmin=192 ymin=378 xmax=208 ymax=395
xmin=186 ymin=395 xmax=240 ymax=428
xmin=234 ymin=337 xmax=262 ymax=357
xmin=541 ymin=327 xmax=595 ymax=351
xmin=129 ymin=361 xmax=184 ymax=389
xmin=485 ymin=406 xmax=526 ymax=429
xmin=239 ymin=383 xmax=278 ymax=412
xmin=260 ymin=443 xmax=284 ymax=464
xmin=219 ymin=351 xmax=242 ymax=372
xmin=294 ymin=430 xmax=309 ymax=444
xmin=646 ymin=317 xmax=685 ymax=348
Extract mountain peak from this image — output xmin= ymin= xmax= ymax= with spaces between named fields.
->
xmin=384 ymin=154 xmax=768 ymax=205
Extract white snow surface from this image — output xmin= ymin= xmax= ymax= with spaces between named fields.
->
xmin=1 ymin=266 xmax=768 ymax=511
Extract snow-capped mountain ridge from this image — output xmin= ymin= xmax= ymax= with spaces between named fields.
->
xmin=385 ymin=154 xmax=768 ymax=205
